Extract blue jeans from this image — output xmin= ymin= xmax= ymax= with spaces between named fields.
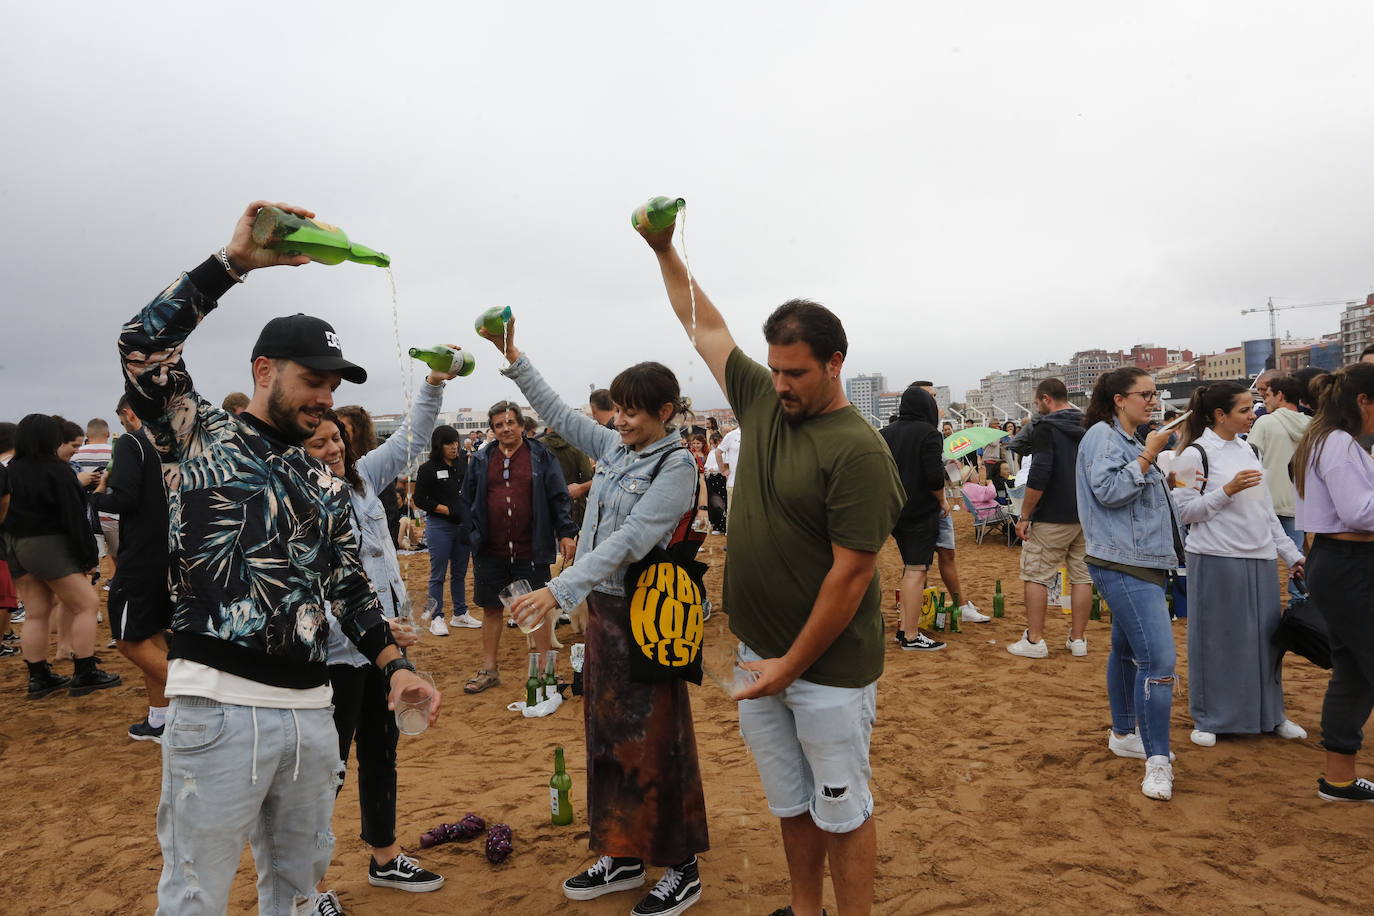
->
xmin=1277 ymin=515 xmax=1305 ymax=601
xmin=426 ymin=517 xmax=469 ymax=617
xmin=156 ymin=697 xmax=342 ymax=915
xmin=1088 ymin=566 xmax=1176 ymax=759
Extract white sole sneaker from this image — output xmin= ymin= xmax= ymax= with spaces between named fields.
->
xmin=1066 ymin=637 xmax=1088 ymax=657
xmin=451 ymin=613 xmax=483 ymax=629
xmin=1006 ymin=630 xmax=1049 ymax=658
xmin=1275 ymin=719 xmax=1308 ymax=740
xmin=1108 ymin=730 xmax=1176 ymax=762
xmin=1141 ymin=756 xmax=1173 ymax=801
xmin=1190 ymin=729 xmax=1217 ymax=747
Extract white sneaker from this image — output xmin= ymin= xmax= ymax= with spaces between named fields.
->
xmin=960 ymin=603 xmax=991 ymax=623
xmin=1141 ymin=756 xmax=1173 ymax=801
xmin=451 ymin=613 xmax=483 ymax=629
xmin=1190 ymin=729 xmax=1216 ymax=747
xmin=428 ymin=616 xmax=450 ymax=637
xmin=1065 ymin=636 xmax=1088 ymax=657
xmin=1275 ymin=719 xmax=1308 ymax=740
xmin=1108 ymin=729 xmax=1175 ymax=762
xmin=1006 ymin=630 xmax=1048 ymax=658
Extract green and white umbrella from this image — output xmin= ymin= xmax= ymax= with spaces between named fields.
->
xmin=943 ymin=428 xmax=1008 ymax=462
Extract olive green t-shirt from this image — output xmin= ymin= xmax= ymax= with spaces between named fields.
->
xmin=723 ymin=348 xmax=905 ymax=688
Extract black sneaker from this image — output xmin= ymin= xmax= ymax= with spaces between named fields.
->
xmin=368 ymin=853 xmax=444 ymax=892
xmin=68 ymin=667 xmax=122 ymax=697
xmin=563 ymin=856 xmax=646 ymax=901
xmin=1317 ymin=777 xmax=1374 ymax=802
xmin=767 ymin=908 xmax=829 ymax=916
xmin=28 ymin=666 xmax=71 ymax=699
xmin=129 ymin=719 xmax=165 ymax=743
xmin=313 ymin=890 xmax=345 ymax=915
xmin=633 ymin=857 xmax=702 ymax=916
xmin=896 ymin=630 xmax=946 ymax=651
xmin=3 ymin=630 xmax=18 ymax=642
xmin=10 ymin=606 xmax=24 ymax=623
xmin=0 ymin=645 xmax=19 ymax=658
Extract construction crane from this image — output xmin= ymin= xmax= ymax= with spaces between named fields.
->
xmin=1239 ymin=297 xmax=1361 ymax=372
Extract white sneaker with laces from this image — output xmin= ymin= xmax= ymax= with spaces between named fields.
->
xmin=451 ymin=613 xmax=483 ymax=629
xmin=1107 ymin=729 xmax=1175 ymax=761
xmin=1141 ymin=755 xmax=1173 ymax=801
xmin=1006 ymin=630 xmax=1048 ymax=658
xmin=428 ymin=616 xmax=450 ymax=637
xmin=960 ymin=603 xmax=991 ymax=623
xmin=1065 ymin=636 xmax=1088 ymax=657
xmin=1190 ymin=729 xmax=1216 ymax=747
xmin=1276 ymin=719 xmax=1307 ymax=740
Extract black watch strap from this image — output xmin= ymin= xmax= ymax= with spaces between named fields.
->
xmin=382 ymin=657 xmax=417 ymax=684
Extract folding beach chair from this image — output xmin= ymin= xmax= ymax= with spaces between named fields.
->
xmin=961 ymin=492 xmax=1013 ymax=545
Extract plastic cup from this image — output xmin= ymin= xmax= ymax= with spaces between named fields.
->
xmin=395 ymin=671 xmax=437 ymax=736
xmin=499 ymin=580 xmax=540 ymax=633
xmin=1239 ymin=471 xmax=1266 ymax=501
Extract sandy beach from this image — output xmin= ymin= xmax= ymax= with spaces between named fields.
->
xmin=1 ymin=509 xmax=1369 ymax=915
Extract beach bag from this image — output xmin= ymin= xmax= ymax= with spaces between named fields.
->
xmin=1272 ymin=582 xmax=1331 ymax=672
xmin=620 ymin=447 xmax=707 ymax=685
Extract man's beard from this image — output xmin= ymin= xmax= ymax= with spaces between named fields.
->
xmin=267 ymin=381 xmax=319 ymax=444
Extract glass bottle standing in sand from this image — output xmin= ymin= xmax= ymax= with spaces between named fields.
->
xmin=543 ymin=650 xmax=559 ymax=702
xmin=992 ymin=580 xmax=1005 ymax=618
xmin=950 ymin=594 xmax=963 ymax=633
xmin=475 ymin=306 xmax=514 ymax=336
xmin=550 ymin=746 xmax=574 ymax=826
xmin=934 ymin=592 xmax=948 ymax=632
xmin=409 ymin=345 xmax=476 ymax=376
xmin=525 ymin=652 xmax=541 ymax=708
xmin=1090 ymin=585 xmax=1102 ymax=621
xmin=630 ymin=196 xmax=686 ymax=232
xmin=251 ymin=206 xmax=390 ymax=267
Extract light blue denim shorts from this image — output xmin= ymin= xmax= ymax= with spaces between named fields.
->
xmin=936 ymin=512 xmax=956 ymax=550
xmin=737 ymin=644 xmax=878 ymax=833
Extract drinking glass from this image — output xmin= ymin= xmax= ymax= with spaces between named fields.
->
xmin=499 ymin=579 xmax=541 ymax=633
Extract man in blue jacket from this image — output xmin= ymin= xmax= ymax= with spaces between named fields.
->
xmin=462 ymin=400 xmax=577 ymax=693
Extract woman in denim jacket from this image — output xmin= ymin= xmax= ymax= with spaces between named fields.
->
xmin=480 ymin=321 xmax=709 ymax=916
xmin=1075 ymin=367 xmax=1181 ymax=802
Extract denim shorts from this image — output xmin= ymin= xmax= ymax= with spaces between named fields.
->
xmin=737 ymin=644 xmax=878 ymax=833
xmin=936 ymin=513 xmax=956 ymax=550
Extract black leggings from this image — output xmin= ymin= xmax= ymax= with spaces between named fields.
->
xmin=1307 ymin=537 xmax=1374 ymax=756
xmin=329 ymin=663 xmax=399 ymax=848
xmin=705 ymin=473 xmax=728 ymax=532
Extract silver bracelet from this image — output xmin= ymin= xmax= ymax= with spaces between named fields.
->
xmin=216 ymin=247 xmax=248 ymax=283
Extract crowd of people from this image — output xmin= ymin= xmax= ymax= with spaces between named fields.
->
xmin=3 ymin=198 xmax=1373 ymax=915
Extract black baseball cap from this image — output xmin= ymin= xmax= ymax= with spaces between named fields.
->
xmin=251 ymin=314 xmax=367 ymax=384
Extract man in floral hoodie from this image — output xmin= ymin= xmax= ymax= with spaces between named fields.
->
xmin=120 ymin=200 xmax=440 ymax=916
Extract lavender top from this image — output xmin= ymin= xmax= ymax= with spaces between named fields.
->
xmin=1294 ymin=429 xmax=1374 ymax=534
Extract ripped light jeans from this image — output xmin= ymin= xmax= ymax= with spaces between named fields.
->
xmin=1088 ymin=565 xmax=1176 ymax=760
xmin=156 ymin=696 xmax=341 ymax=915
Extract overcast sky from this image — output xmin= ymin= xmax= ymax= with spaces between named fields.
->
xmin=5 ymin=2 xmax=1374 ymax=426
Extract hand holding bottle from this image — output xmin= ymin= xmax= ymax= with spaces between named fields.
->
xmin=225 ymin=201 xmax=317 ymax=273
xmin=476 ymin=314 xmax=521 ymax=363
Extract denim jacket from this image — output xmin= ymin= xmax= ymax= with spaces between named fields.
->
xmin=501 ymin=354 xmax=697 ymax=609
xmin=1074 ymin=418 xmax=1180 ymax=569
xmin=327 ymin=378 xmax=442 ymax=667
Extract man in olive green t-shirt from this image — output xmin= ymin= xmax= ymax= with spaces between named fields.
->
xmin=636 ymin=212 xmax=903 ymax=916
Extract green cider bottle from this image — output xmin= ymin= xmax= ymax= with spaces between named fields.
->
xmin=408 ymin=345 xmax=476 ymax=377
xmin=550 ymin=746 xmax=574 ymax=826
xmin=630 ymin=196 xmax=686 ymax=231
xmin=525 ymin=652 xmax=541 ymax=708
xmin=1090 ymin=585 xmax=1102 ymax=622
xmin=251 ymin=206 xmax=390 ymax=268
xmin=543 ymin=649 xmax=559 ymax=703
xmin=951 ymin=593 xmax=962 ymax=633
xmin=992 ymin=580 xmax=1005 ymax=618
xmin=934 ymin=592 xmax=947 ymax=632
xmin=475 ymin=305 xmax=514 ymax=336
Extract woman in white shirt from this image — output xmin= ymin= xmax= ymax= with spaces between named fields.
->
xmin=1170 ymin=382 xmax=1307 ymax=748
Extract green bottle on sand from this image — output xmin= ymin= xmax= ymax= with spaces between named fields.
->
xmin=951 ymin=597 xmax=962 ymax=633
xmin=992 ymin=580 xmax=1005 ymax=618
xmin=408 ymin=345 xmax=476 ymax=377
xmin=543 ymin=650 xmax=559 ymax=703
xmin=934 ymin=592 xmax=947 ymax=632
xmin=525 ymin=652 xmax=540 ymax=708
xmin=475 ymin=306 xmax=514 ymax=336
xmin=550 ymin=746 xmax=574 ymax=826
xmin=630 ymin=196 xmax=686 ymax=231
xmin=251 ymin=206 xmax=390 ymax=268
xmin=1090 ymin=586 xmax=1101 ymax=622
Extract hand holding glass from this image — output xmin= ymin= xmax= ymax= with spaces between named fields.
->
xmin=395 ymin=671 xmax=437 ymax=736
xmin=500 ymin=580 xmax=541 ymax=633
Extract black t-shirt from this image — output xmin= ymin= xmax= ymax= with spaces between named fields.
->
xmin=92 ymin=429 xmax=168 ymax=580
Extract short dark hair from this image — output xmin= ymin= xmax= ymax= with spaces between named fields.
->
xmin=523 ymin=416 xmax=539 ymax=435
xmin=0 ymin=421 xmax=16 ymax=455
xmin=762 ymin=299 xmax=848 ymax=363
xmin=1268 ymin=375 xmax=1304 ymax=406
xmin=53 ymin=415 xmax=83 ymax=443
xmin=609 ymin=361 xmax=684 ymax=419
xmin=912 ymin=380 xmax=934 ymax=388
xmin=488 ymin=400 xmax=524 ymax=428
xmin=589 ymin=389 xmax=614 ymax=412
xmin=116 ymin=394 xmax=131 ymax=416
xmin=222 ymin=392 xmax=250 ymax=412
xmin=1361 ymin=344 xmax=1374 ymax=359
xmin=1035 ymin=378 xmax=1069 ymax=401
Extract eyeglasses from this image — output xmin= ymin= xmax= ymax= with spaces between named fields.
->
xmin=1122 ymin=390 xmax=1160 ymax=402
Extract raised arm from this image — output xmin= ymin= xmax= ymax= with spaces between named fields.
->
xmin=634 ymin=213 xmax=737 ymax=393
xmin=357 ymin=371 xmax=450 ymax=491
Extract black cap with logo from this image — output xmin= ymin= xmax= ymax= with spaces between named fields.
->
xmin=251 ymin=314 xmax=367 ymax=384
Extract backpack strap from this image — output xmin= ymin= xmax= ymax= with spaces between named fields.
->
xmin=1188 ymin=442 xmax=1210 ymax=494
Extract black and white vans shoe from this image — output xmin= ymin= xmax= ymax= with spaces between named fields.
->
xmin=563 ymin=855 xmax=646 ymax=900
xmin=896 ymin=630 xmax=946 ymax=651
xmin=632 ymin=857 xmax=702 ymax=916
xmin=367 ymin=853 xmax=444 ymax=892
xmin=1317 ymin=777 xmax=1374 ymax=803
xmin=128 ymin=719 xmax=165 ymax=743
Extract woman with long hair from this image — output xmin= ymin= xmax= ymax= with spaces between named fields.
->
xmin=3 ymin=414 xmax=120 ymax=698
xmin=479 ymin=319 xmax=708 ymax=916
xmin=1075 ymin=368 xmax=1179 ymax=800
xmin=1293 ymin=363 xmax=1374 ymax=802
xmin=413 ymin=424 xmax=479 ymax=633
xmin=303 ymin=355 xmax=459 ymax=901
xmin=1169 ymin=382 xmax=1307 ymax=748
xmin=703 ymin=431 xmax=728 ymax=534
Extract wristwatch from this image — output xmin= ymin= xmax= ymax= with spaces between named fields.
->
xmin=381 ymin=657 xmax=417 ymax=686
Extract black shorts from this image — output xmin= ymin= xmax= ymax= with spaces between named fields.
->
xmin=108 ymin=577 xmax=172 ymax=642
xmin=893 ymin=515 xmax=940 ymax=568
xmin=472 ymin=554 xmax=551 ymax=609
